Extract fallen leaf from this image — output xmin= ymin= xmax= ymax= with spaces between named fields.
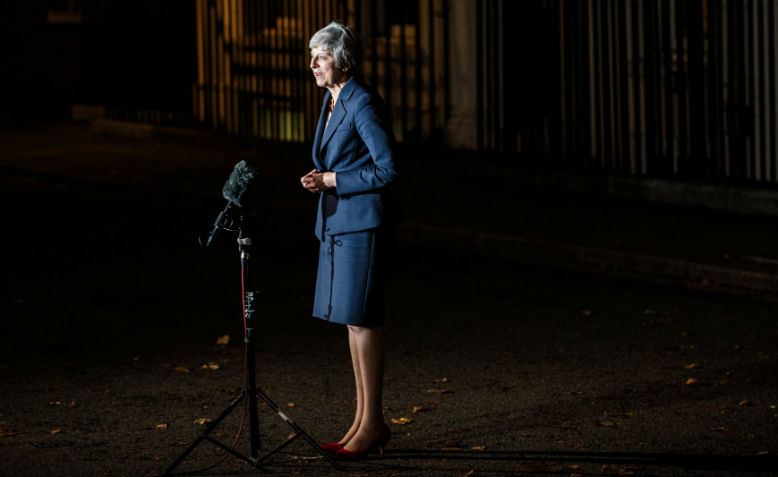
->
xmin=50 ymin=429 xmax=61 ymax=435
xmin=286 ymin=402 xmax=296 ymax=408
xmin=685 ymin=378 xmax=699 ymax=385
xmin=757 ymin=451 xmax=769 ymax=456
xmin=471 ymin=445 xmax=485 ymax=451
xmin=193 ymin=418 xmax=211 ymax=425
xmin=427 ymin=389 xmax=451 ymax=394
xmin=391 ymin=417 xmax=413 ymax=425
xmin=156 ymin=423 xmax=168 ymax=430
xmin=684 ymin=363 xmax=699 ymax=369
xmin=286 ymin=432 xmax=297 ymax=440
xmin=712 ymin=426 xmax=729 ymax=432
xmin=739 ymin=400 xmax=751 ymax=407
xmin=462 ymin=470 xmax=475 ymax=477
xmin=201 ymin=362 xmax=220 ymax=370
xmin=50 ymin=401 xmax=76 ymax=408
xmin=435 ymin=377 xmax=449 ymax=383
xmin=412 ymin=406 xmax=427 ymax=413
xmin=152 ymin=456 xmax=163 ymax=461
xmin=216 ymin=334 xmax=230 ymax=345
xmin=174 ymin=366 xmax=190 ymax=373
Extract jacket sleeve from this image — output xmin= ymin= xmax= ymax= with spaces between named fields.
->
xmin=335 ymin=92 xmax=399 ymax=196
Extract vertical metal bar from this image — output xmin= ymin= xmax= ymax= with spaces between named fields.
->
xmin=196 ymin=0 xmax=204 ymax=122
xmin=662 ymin=0 xmax=673 ymax=175
xmin=637 ymin=0 xmax=647 ymax=174
xmin=210 ymin=2 xmax=219 ymax=129
xmin=384 ymin=0 xmax=392 ymax=127
xmin=273 ymin=2 xmax=280 ymax=140
xmin=573 ymin=0 xmax=584 ymax=159
xmin=606 ymin=0 xmax=618 ymax=169
xmin=250 ymin=0 xmax=258 ymax=137
xmin=296 ymin=0 xmax=304 ymax=142
xmin=304 ymin=0 xmax=312 ymax=140
xmin=575 ymin=0 xmax=585 ymax=159
xmin=485 ymin=1 xmax=493 ymax=150
xmin=587 ymin=0 xmax=597 ymax=161
xmin=427 ymin=0 xmax=436 ymax=134
xmin=370 ymin=1 xmax=378 ymax=90
xmin=415 ymin=0 xmax=423 ymax=141
xmin=670 ymin=0 xmax=680 ymax=175
xmin=709 ymin=0 xmax=724 ymax=178
xmin=625 ymin=0 xmax=636 ymax=174
xmin=595 ymin=0 xmax=606 ymax=167
xmin=559 ymin=0 xmax=567 ymax=156
xmin=228 ymin=0 xmax=237 ymax=135
xmin=756 ymin=0 xmax=772 ymax=180
xmin=721 ymin=0 xmax=730 ymax=178
xmin=767 ymin=0 xmax=773 ymax=183
xmin=400 ymin=4 xmax=408 ymax=140
xmin=476 ymin=0 xmax=483 ymax=151
xmin=497 ymin=0 xmax=505 ymax=152
xmin=649 ymin=0 xmax=661 ymax=175
xmin=744 ymin=0 xmax=752 ymax=180
xmin=442 ymin=0 xmax=450 ymax=120
xmin=770 ymin=2 xmax=778 ymax=182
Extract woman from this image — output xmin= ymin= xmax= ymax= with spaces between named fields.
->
xmin=300 ymin=22 xmax=399 ymax=460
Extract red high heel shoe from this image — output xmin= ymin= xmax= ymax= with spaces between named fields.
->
xmin=319 ymin=442 xmax=344 ymax=452
xmin=330 ymin=424 xmax=391 ymax=460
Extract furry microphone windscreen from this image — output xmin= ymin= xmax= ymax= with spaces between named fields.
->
xmin=222 ymin=160 xmax=258 ymax=207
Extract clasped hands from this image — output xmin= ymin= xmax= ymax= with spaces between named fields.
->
xmin=300 ymin=168 xmax=336 ymax=193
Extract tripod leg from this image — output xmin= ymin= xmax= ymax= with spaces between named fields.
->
xmin=255 ymin=389 xmax=344 ymax=470
xmin=164 ymin=392 xmax=245 ymax=475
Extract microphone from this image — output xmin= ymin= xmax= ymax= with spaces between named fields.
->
xmin=222 ymin=160 xmax=258 ymax=208
xmin=204 ymin=160 xmax=259 ymax=247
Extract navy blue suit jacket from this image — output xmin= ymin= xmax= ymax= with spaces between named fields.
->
xmin=312 ymin=77 xmax=400 ymax=241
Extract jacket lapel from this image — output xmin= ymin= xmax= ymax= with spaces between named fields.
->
xmin=318 ymin=77 xmax=358 ymax=154
xmin=319 ymin=102 xmax=345 ymax=153
xmin=312 ymin=92 xmax=330 ymax=170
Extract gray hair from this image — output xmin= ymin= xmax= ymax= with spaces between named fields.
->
xmin=309 ymin=22 xmax=363 ymax=73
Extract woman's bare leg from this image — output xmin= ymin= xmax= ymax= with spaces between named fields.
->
xmin=343 ymin=325 xmax=386 ymax=451
xmin=338 ymin=327 xmax=364 ymax=445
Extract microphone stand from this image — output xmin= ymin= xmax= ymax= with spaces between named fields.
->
xmin=165 ymin=212 xmax=342 ymax=474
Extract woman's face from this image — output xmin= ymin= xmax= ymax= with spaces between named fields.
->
xmin=310 ymin=46 xmax=347 ymax=90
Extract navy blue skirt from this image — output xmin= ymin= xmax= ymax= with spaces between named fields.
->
xmin=312 ymin=228 xmax=392 ymax=327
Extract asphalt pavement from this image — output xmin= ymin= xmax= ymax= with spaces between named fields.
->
xmin=0 ymin=122 xmax=776 ymax=477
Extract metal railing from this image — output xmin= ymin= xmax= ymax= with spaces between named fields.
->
xmin=112 ymin=0 xmax=776 ymax=185
xmin=479 ymin=0 xmax=778 ymax=184
xmin=193 ymin=0 xmax=449 ymax=143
